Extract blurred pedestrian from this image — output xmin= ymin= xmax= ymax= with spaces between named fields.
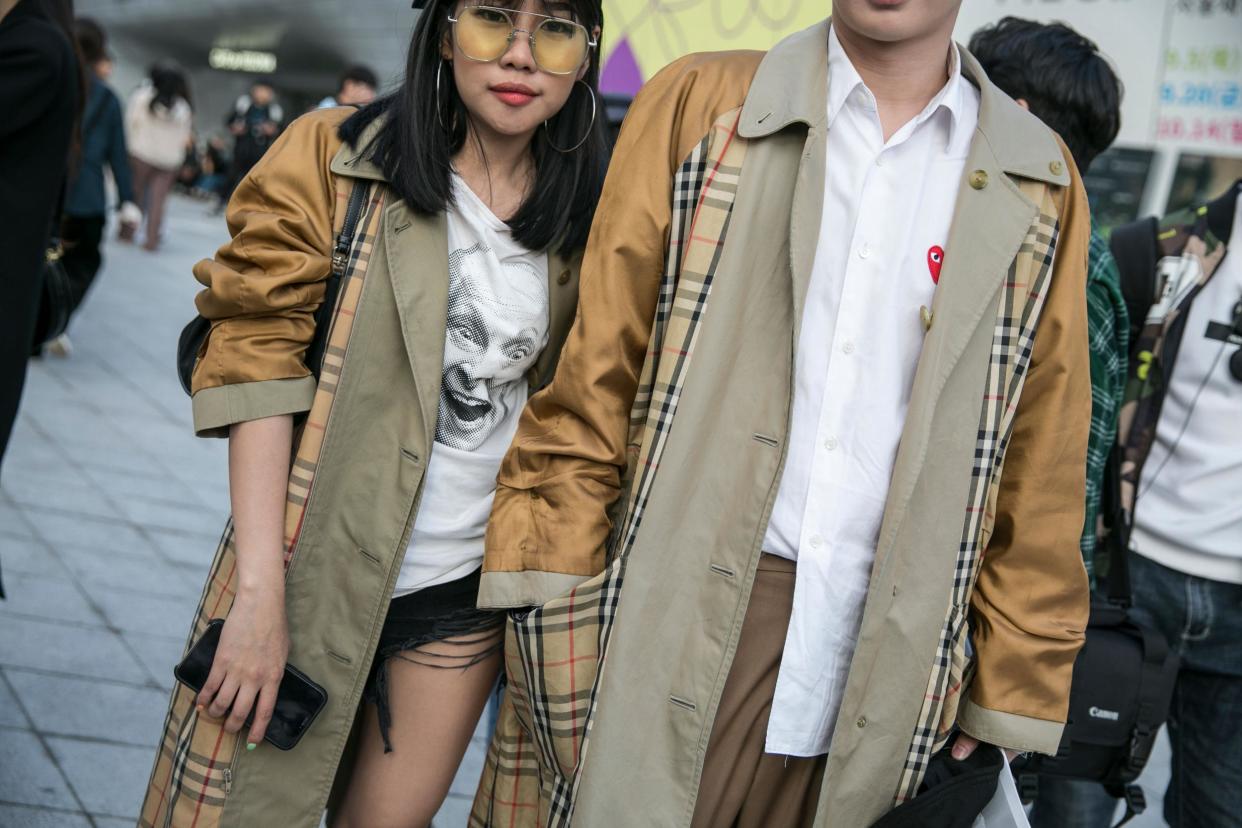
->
xmin=195 ymin=134 xmax=230 ymax=204
xmin=139 ymin=0 xmax=608 ymax=824
xmin=122 ymin=63 xmax=193 ymax=251
xmin=52 ymin=17 xmax=140 ymax=357
xmin=970 ymin=18 xmax=1130 ymax=824
xmin=223 ymin=78 xmax=283 ymax=203
xmin=316 ymin=64 xmax=379 ymax=109
xmin=0 ymin=0 xmax=81 ymax=484
xmin=176 ymin=132 xmax=202 ymax=192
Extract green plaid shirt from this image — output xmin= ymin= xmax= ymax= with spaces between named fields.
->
xmin=1082 ymin=229 xmax=1128 ymax=585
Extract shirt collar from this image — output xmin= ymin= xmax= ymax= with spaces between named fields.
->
xmin=826 ymin=23 xmax=968 ymax=150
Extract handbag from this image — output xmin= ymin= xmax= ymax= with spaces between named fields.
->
xmin=175 ymin=179 xmax=371 ymax=395
xmin=31 ymin=183 xmax=73 ymax=348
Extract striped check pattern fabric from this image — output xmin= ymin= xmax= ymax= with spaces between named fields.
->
xmin=896 ymin=180 xmax=1061 ymax=802
xmin=470 ymin=108 xmax=748 ymax=828
xmin=139 ymin=178 xmax=385 ymax=828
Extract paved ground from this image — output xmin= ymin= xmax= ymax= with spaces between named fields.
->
xmin=0 ymin=195 xmax=1170 ymax=827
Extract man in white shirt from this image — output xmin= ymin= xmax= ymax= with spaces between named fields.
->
xmin=476 ymin=1 xmax=1094 ymax=824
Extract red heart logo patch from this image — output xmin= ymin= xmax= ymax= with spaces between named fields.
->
xmin=927 ymin=245 xmax=944 ymax=284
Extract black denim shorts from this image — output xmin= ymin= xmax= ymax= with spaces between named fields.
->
xmin=361 ymin=568 xmax=505 ymax=752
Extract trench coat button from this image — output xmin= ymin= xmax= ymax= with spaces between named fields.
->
xmin=857 ymin=716 xmax=868 ymax=729
xmin=557 ymin=269 xmax=572 ymax=286
xmin=969 ymin=170 xmax=988 ymax=190
xmin=1050 ymin=159 xmax=1064 ymax=176
xmin=920 ymin=306 xmax=933 ymax=332
xmin=529 ymin=489 xmax=540 ymax=500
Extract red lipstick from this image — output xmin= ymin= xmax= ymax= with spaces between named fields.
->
xmin=491 ymin=82 xmax=538 ymax=106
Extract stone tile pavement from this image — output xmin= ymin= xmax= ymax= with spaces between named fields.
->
xmin=0 ymin=195 xmax=1171 ymax=827
xmin=0 ymin=196 xmax=481 ymax=827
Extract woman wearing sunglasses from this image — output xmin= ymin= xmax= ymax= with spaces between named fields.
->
xmin=139 ymin=3 xmax=606 ymax=827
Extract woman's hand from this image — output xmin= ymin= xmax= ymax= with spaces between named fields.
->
xmin=197 ymin=585 xmax=289 ymax=748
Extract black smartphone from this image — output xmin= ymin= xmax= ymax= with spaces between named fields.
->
xmin=174 ymin=618 xmax=328 ymax=751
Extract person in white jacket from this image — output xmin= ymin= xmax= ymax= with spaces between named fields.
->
xmin=123 ymin=63 xmax=192 ymax=251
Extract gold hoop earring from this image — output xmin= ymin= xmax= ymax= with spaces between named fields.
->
xmin=544 ymin=80 xmax=597 ymax=154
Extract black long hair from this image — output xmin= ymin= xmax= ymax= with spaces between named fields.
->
xmin=339 ymin=0 xmax=608 ymax=254
xmin=149 ymin=63 xmax=192 ymax=113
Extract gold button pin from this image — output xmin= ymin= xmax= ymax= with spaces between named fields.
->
xmin=557 ymin=269 xmax=572 ymax=286
xmin=920 ymin=306 xmax=934 ymax=332
xmin=1050 ymin=160 xmax=1064 ymax=176
xmin=969 ymin=170 xmax=988 ymax=190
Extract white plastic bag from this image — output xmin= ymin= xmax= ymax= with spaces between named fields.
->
xmin=972 ymin=750 xmax=1030 ymax=828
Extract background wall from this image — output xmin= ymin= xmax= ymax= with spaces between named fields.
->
xmin=77 ymin=0 xmax=1241 ymax=220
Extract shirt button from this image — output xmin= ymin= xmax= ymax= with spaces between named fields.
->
xmin=875 ymin=155 xmax=884 ymax=167
xmin=825 ymin=436 xmax=838 ymax=451
xmin=858 ymin=243 xmax=871 ymax=260
xmin=843 ymin=340 xmax=856 ymax=355
xmin=809 ymin=535 xmax=823 ymax=549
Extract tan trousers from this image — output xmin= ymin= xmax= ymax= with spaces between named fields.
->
xmin=690 ymin=554 xmax=827 ymax=828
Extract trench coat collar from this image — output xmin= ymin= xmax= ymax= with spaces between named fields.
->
xmin=737 ymin=18 xmax=1072 ymax=190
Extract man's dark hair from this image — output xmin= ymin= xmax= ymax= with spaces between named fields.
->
xmin=340 ymin=0 xmax=608 ymax=254
xmin=339 ymin=64 xmax=379 ymax=93
xmin=970 ymin=17 xmax=1122 ymax=175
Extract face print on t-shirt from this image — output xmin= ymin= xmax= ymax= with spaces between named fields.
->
xmin=437 ymin=241 xmax=549 ymax=451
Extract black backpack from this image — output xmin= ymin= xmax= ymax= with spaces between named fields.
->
xmin=1014 ymin=217 xmax=1180 ymax=828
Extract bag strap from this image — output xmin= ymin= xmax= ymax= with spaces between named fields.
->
xmin=1109 ymin=216 xmax=1159 ymax=355
xmin=1101 ymin=440 xmax=1132 ymax=606
xmin=304 ymin=180 xmax=370 ymax=378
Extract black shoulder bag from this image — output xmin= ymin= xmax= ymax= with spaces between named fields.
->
xmin=176 ymin=180 xmax=371 ymax=396
xmin=32 ymin=182 xmax=73 ymax=348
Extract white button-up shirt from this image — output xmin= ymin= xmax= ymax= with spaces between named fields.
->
xmin=761 ymin=26 xmax=980 ymax=757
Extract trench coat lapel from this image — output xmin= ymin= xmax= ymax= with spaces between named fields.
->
xmin=873 ymin=49 xmax=1071 ymax=564
xmin=329 ymin=127 xmax=448 ymax=445
xmin=384 ymin=201 xmax=450 ymax=447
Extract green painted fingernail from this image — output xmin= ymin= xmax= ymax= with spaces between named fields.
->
xmin=246 ymin=742 xmax=257 ymax=751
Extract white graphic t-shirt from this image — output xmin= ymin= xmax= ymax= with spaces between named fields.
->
xmin=394 ymin=174 xmax=549 ymax=596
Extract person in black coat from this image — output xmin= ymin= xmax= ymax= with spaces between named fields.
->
xmin=0 ymin=0 xmax=80 ymax=478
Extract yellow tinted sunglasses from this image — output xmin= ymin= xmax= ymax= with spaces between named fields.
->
xmin=448 ymin=5 xmax=596 ymax=76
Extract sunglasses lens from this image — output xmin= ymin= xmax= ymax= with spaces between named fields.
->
xmin=456 ymin=6 xmax=513 ymax=62
xmin=533 ymin=18 xmax=589 ymax=74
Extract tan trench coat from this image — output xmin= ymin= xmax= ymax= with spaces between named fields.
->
xmin=476 ymin=21 xmax=1092 ymax=827
xmin=138 ymin=107 xmax=583 ymax=827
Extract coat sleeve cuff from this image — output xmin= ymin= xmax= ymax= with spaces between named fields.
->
xmin=477 ymin=569 xmax=595 ymax=610
xmin=956 ymin=697 xmax=1066 ymax=756
xmin=191 ymin=376 xmax=317 ymax=438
